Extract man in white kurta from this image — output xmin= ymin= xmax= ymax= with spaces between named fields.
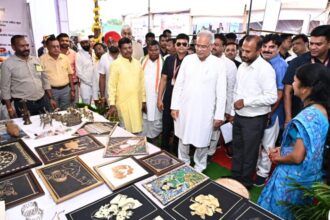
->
xmin=76 ymin=38 xmax=94 ymax=104
xmin=171 ymin=31 xmax=227 ymax=172
xmin=141 ymin=41 xmax=164 ymax=139
xmin=208 ymin=34 xmax=237 ymax=158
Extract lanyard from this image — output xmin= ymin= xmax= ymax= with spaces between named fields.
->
xmin=172 ymin=57 xmax=181 ymax=81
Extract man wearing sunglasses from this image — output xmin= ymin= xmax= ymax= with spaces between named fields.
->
xmin=170 ymin=31 xmax=227 ymax=173
xmin=157 ymin=33 xmax=190 ymax=155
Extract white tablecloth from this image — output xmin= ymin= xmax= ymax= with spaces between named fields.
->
xmin=5 ymin=112 xmax=160 ymax=220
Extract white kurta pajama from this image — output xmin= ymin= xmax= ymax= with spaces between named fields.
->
xmin=171 ymin=54 xmax=227 ymax=172
xmin=141 ymin=56 xmax=163 ymax=138
xmin=76 ymin=50 xmax=94 ymax=104
xmin=208 ymin=55 xmax=237 ymax=156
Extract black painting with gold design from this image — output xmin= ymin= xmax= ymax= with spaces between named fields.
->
xmin=0 ymin=170 xmax=44 ymax=209
xmin=0 ymin=140 xmax=42 ymax=178
xmin=35 ymin=135 xmax=104 ymax=164
xmin=37 ymin=156 xmax=103 ymax=203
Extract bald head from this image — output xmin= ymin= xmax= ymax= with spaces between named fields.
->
xmin=121 ymin=25 xmax=133 ymax=40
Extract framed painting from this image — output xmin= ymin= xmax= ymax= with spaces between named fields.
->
xmin=104 ymin=136 xmax=148 ymax=157
xmin=226 ymin=200 xmax=282 ymax=220
xmin=0 ymin=140 xmax=42 ymax=178
xmin=36 ymin=156 xmax=103 ymax=204
xmin=94 ymin=157 xmax=152 ymax=191
xmin=75 ymin=122 xmax=118 ymax=136
xmin=0 ymin=120 xmax=27 ymax=145
xmin=143 ymin=165 xmax=208 ymax=205
xmin=139 ymin=150 xmax=184 ymax=176
xmin=66 ymin=185 xmax=175 ymax=220
xmin=0 ymin=170 xmax=44 ymax=209
xmin=164 ymin=180 xmax=246 ymax=220
xmin=35 ymin=135 xmax=104 ymax=164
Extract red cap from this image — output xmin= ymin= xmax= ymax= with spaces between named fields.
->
xmin=104 ymin=31 xmax=121 ymax=43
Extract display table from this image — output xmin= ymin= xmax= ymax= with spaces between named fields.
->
xmin=3 ymin=111 xmax=282 ymax=220
xmin=5 ymin=112 xmax=160 ymax=220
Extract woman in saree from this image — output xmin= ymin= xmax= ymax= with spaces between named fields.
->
xmin=258 ymin=63 xmax=330 ymax=219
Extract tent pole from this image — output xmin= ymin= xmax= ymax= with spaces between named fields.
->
xmin=247 ymin=0 xmax=253 ymax=35
xmin=148 ymin=0 xmax=151 ymax=32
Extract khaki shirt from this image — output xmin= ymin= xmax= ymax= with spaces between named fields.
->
xmin=0 ymin=55 xmax=50 ymax=101
xmin=40 ymin=53 xmax=72 ymax=87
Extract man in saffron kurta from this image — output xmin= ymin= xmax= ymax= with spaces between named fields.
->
xmin=107 ymin=37 xmax=146 ymax=133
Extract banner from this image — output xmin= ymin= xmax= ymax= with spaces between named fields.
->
xmin=0 ymin=0 xmax=35 ymax=62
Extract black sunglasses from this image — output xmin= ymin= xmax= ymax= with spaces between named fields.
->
xmin=176 ymin=42 xmax=188 ymax=47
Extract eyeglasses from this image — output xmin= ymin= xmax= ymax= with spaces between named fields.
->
xmin=176 ymin=42 xmax=188 ymax=47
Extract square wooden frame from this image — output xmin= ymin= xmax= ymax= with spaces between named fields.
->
xmin=0 ymin=170 xmax=44 ymax=209
xmin=36 ymin=156 xmax=103 ymax=204
xmin=104 ymin=136 xmax=148 ymax=157
xmin=35 ymin=134 xmax=104 ymax=164
xmin=94 ymin=156 xmax=152 ymax=191
xmin=143 ymin=165 xmax=209 ymax=205
xmin=139 ymin=150 xmax=184 ymax=176
xmin=75 ymin=121 xmax=118 ymax=136
xmin=0 ymin=140 xmax=42 ymax=178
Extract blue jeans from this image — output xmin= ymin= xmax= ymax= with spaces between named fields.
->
xmin=13 ymin=95 xmax=51 ymax=117
xmin=52 ymin=85 xmax=71 ymax=110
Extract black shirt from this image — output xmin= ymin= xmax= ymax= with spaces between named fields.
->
xmin=160 ymin=49 xmax=168 ymax=58
xmin=161 ymin=54 xmax=185 ymax=109
xmin=282 ymin=50 xmax=330 ymax=117
xmin=233 ymin=59 xmax=241 ymax=68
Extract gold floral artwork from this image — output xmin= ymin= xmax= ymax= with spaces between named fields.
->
xmin=189 ymin=194 xmax=223 ymax=219
xmin=112 ymin=165 xmax=134 ymax=179
xmin=93 ymin=194 xmax=142 ymax=220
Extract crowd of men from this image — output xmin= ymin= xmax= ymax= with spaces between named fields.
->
xmin=1 ymin=24 xmax=329 ymax=189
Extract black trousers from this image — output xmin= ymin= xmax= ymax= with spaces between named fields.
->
xmin=161 ymin=105 xmax=178 ymax=155
xmin=13 ymin=95 xmax=51 ymax=117
xmin=231 ymin=114 xmax=268 ymax=187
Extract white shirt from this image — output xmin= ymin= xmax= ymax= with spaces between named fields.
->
xmin=98 ymin=53 xmax=114 ymax=99
xmin=143 ymin=58 xmax=163 ymax=121
xmin=233 ymin=56 xmax=277 ymax=117
xmin=76 ymin=50 xmax=94 ymax=86
xmin=220 ymin=55 xmax=237 ymax=115
xmin=171 ymin=54 xmax=227 ymax=148
xmin=93 ymin=59 xmax=101 ymax=100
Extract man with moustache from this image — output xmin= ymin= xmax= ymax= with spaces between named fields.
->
xmin=208 ymin=33 xmax=237 ymax=161
xmin=121 ymin=25 xmax=144 ymax=60
xmin=231 ymin=35 xmax=277 ymax=189
xmin=285 ymin=34 xmax=309 ymax=63
xmin=157 ymin=33 xmax=190 ymax=154
xmin=171 ymin=31 xmax=227 ymax=172
xmin=283 ymin=25 xmax=330 ymax=125
xmin=107 ymin=37 xmax=146 ymax=134
xmin=40 ymin=36 xmax=73 ymax=110
xmin=92 ymin=43 xmax=107 ymax=102
xmin=141 ymin=40 xmax=164 ymax=142
xmin=1 ymin=35 xmax=57 ymax=117
xmin=76 ymin=36 xmax=94 ymax=104
xmin=98 ymin=31 xmax=121 ymax=105
xmin=57 ymin=33 xmax=77 ymax=103
xmin=255 ymin=34 xmax=287 ymax=187
xmin=159 ymin=34 xmax=168 ymax=57
xmin=225 ymin=42 xmax=241 ymax=68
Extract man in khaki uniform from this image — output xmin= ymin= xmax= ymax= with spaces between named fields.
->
xmin=1 ymin=35 xmax=57 ymax=118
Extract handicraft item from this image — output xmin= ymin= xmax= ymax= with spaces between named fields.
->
xmin=36 ymin=156 xmax=103 ymax=203
xmin=143 ymin=165 xmax=208 ymax=205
